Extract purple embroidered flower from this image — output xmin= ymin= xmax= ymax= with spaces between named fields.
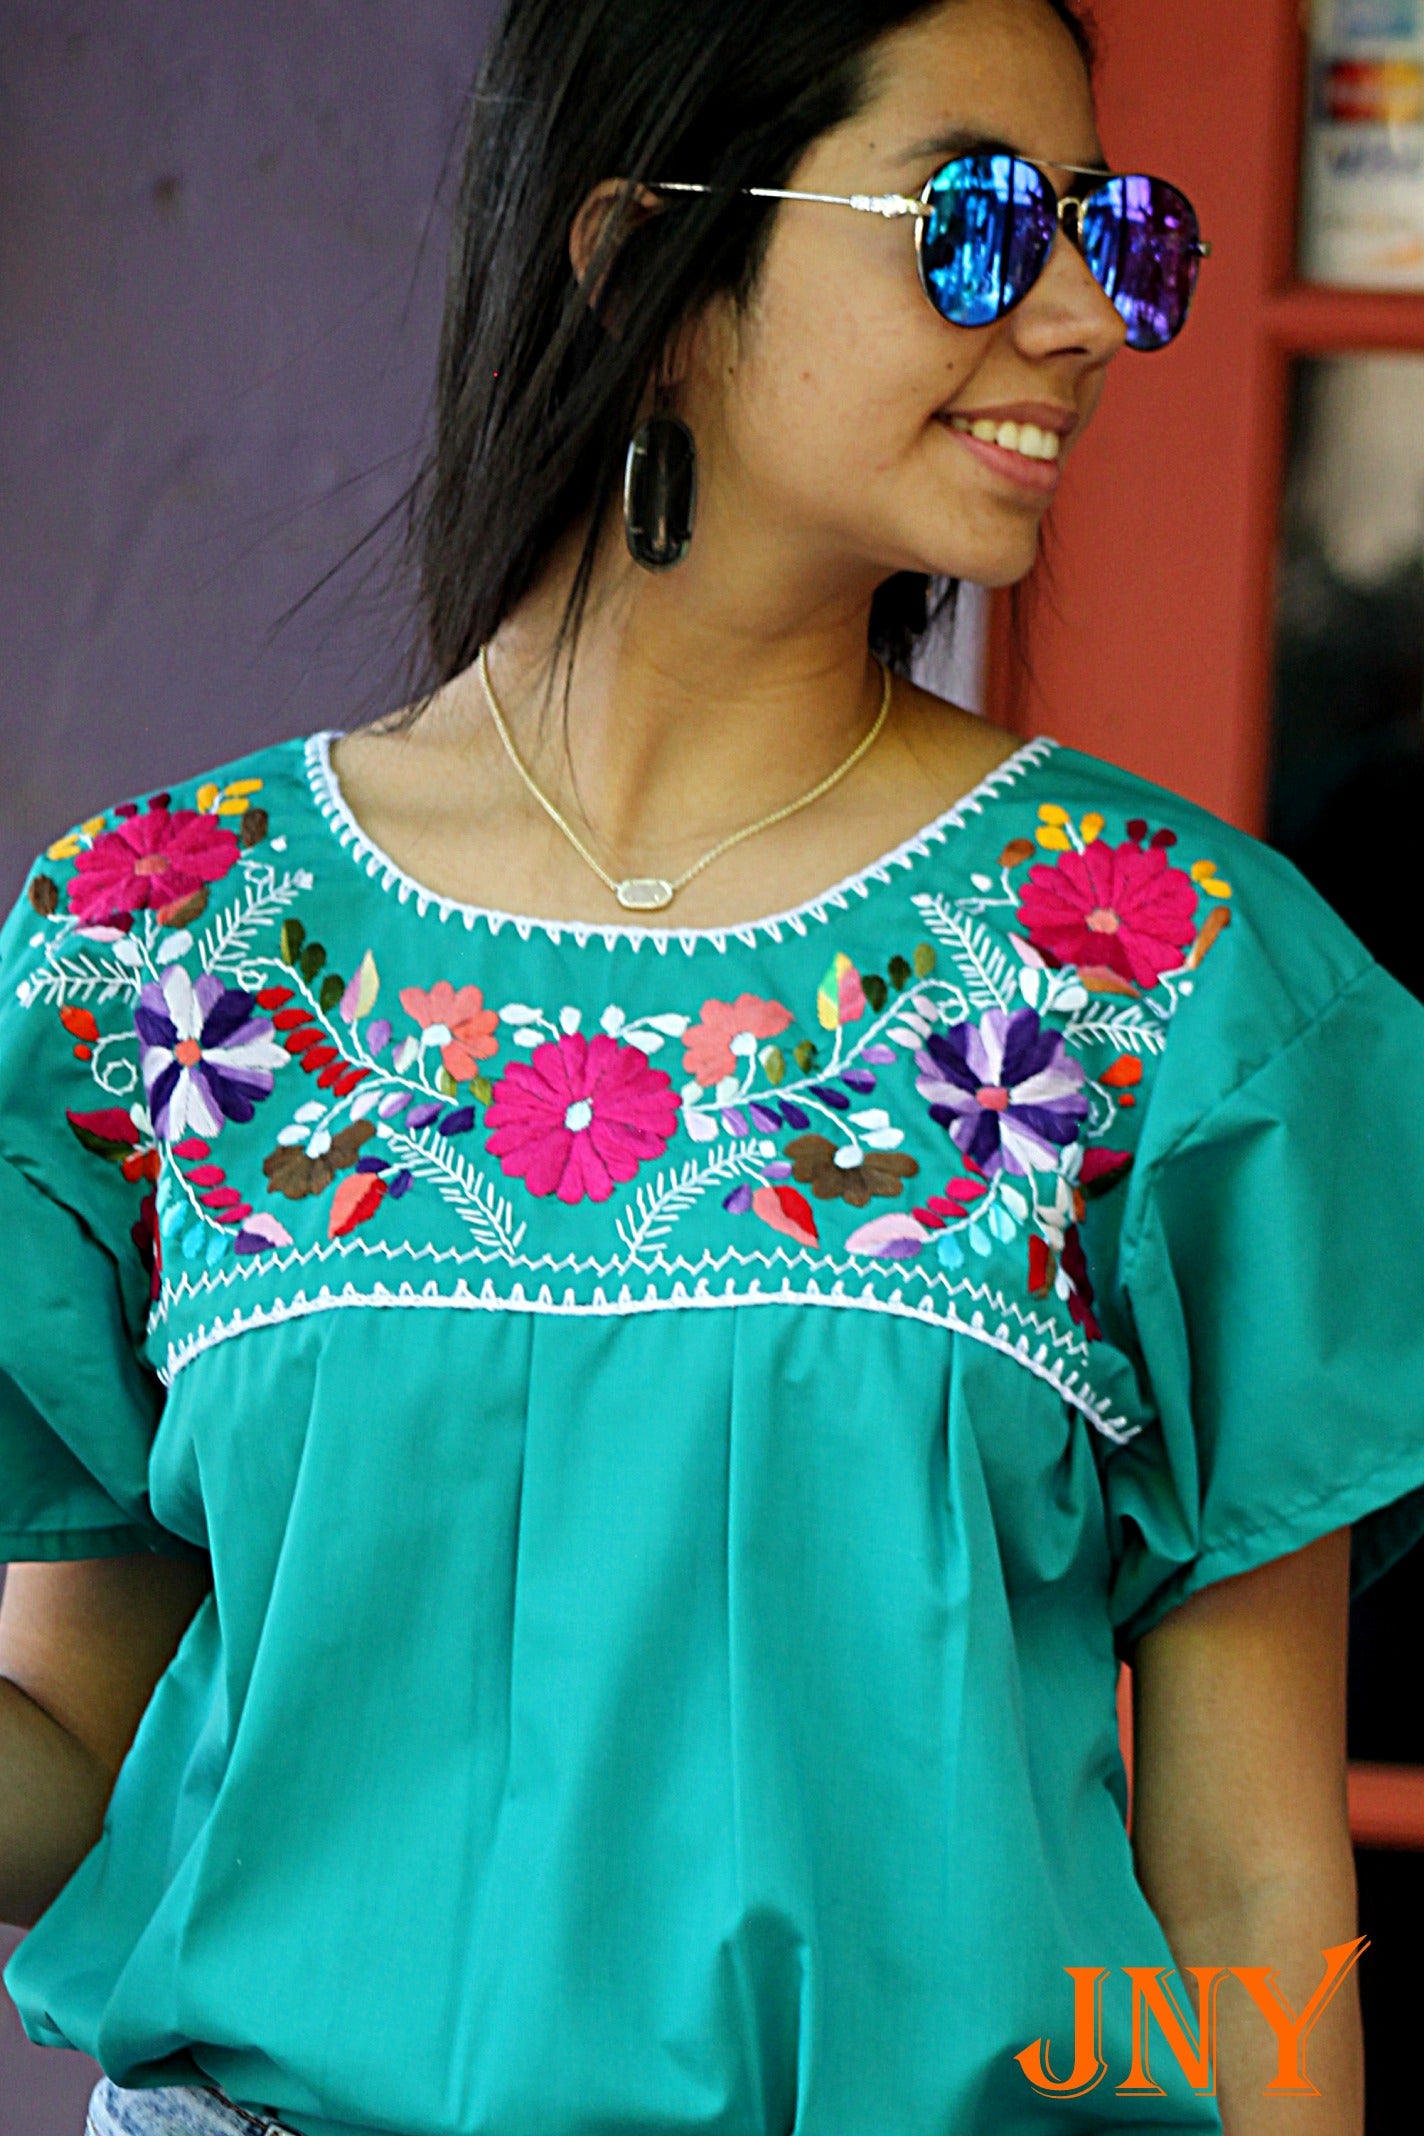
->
xmin=135 ymin=967 xmax=288 ymax=1142
xmin=914 ymin=1006 xmax=1088 ymax=1178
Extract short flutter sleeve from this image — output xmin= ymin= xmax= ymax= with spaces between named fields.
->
xmin=1103 ymin=855 xmax=1424 ymax=1657
xmin=0 ymin=859 xmax=199 ymax=1564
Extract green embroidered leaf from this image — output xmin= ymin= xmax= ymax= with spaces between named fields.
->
xmin=318 ymin=973 xmax=346 ymax=1013
xmin=761 ymin=1045 xmax=786 ymax=1086
xmin=912 ymin=941 xmax=937 ymax=977
xmin=792 ymin=1040 xmax=819 ymax=1073
xmin=887 ymin=954 xmax=911 ymax=991
xmin=298 ymin=941 xmax=327 ymax=982
xmin=279 ymin=918 xmax=305 ymax=965
xmin=438 ymin=1067 xmax=458 ymax=1098
xmin=862 ymin=973 xmax=888 ymax=1012
xmin=472 ymin=1075 xmax=494 ymax=1106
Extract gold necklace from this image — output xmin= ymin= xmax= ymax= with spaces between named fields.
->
xmin=476 ymin=643 xmax=894 ymax=914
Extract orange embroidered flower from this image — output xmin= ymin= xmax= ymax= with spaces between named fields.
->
xmin=682 ymin=992 xmax=793 ymax=1088
xmin=398 ymin=982 xmax=500 ymax=1081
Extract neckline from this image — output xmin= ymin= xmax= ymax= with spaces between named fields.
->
xmin=303 ymin=727 xmax=1060 ymax=955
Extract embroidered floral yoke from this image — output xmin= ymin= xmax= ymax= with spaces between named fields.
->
xmin=3 ymin=731 xmax=1424 ymax=2136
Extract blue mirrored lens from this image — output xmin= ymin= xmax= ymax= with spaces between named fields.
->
xmin=921 ymin=154 xmax=1057 ymax=328
xmin=1079 ymin=176 xmax=1201 ymax=351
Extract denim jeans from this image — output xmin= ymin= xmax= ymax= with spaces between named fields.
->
xmin=85 ymin=2075 xmax=303 ymax=2136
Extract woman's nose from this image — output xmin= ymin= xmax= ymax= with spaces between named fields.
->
xmin=1012 ymin=228 xmax=1130 ymax=361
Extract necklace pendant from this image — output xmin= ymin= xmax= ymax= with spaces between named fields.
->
xmin=616 ymin=876 xmax=675 ymax=912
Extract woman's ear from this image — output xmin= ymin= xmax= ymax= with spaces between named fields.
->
xmin=568 ymin=179 xmax=665 ymax=336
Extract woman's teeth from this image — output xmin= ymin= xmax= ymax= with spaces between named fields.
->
xmin=947 ymin=416 xmax=1062 ymax=463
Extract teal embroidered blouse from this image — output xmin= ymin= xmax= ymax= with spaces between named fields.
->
xmin=3 ymin=729 xmax=1424 ymax=2136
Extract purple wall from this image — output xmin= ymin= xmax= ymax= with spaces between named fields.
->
xmin=0 ymin=6 xmax=494 ymax=2126
xmin=0 ymin=0 xmax=495 ymax=905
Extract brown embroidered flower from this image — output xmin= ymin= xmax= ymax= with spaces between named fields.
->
xmin=784 ymin=1132 xmax=919 ymax=1209
xmin=263 ymin=1118 xmax=375 ymax=1200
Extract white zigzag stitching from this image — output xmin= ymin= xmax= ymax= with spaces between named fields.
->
xmin=304 ymin=731 xmax=1060 ymax=954
xmin=149 ymin=1235 xmax=1086 ymax=1359
xmin=153 ymin=1274 xmax=1139 ymax=1446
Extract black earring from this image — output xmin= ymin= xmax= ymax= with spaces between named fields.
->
xmin=623 ymin=385 xmax=698 ymax=571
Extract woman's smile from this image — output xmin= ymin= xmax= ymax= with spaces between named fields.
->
xmin=934 ymin=398 xmax=1075 ymax=496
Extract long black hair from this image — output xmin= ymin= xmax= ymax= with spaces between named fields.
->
xmin=403 ymin=0 xmax=1096 ymax=728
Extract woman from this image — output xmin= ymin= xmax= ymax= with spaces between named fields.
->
xmin=1 ymin=1 xmax=1419 ymax=2131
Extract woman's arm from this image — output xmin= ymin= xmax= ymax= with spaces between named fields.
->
xmin=1128 ymin=1525 xmax=1363 ymax=2135
xmin=0 ymin=1551 xmax=213 ymax=1926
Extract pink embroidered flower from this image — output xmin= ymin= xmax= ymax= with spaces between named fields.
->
xmin=398 ymin=981 xmax=500 ymax=1080
xmin=484 ymin=1032 xmax=680 ymax=1203
xmin=682 ymin=993 xmax=794 ymax=1087
xmin=68 ymin=802 xmax=240 ymax=925
xmin=1017 ymin=840 xmax=1197 ymax=989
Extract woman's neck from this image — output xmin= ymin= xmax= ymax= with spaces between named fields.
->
xmin=431 ymin=512 xmax=914 ymax=869
xmin=332 ymin=518 xmax=1021 ymax=931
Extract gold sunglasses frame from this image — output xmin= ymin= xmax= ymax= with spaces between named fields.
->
xmin=651 ymin=153 xmax=1212 ymax=344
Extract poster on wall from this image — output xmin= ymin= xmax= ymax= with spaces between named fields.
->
xmin=1302 ymin=0 xmax=1424 ymax=285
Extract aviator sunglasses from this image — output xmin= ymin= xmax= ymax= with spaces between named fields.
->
xmin=652 ymin=150 xmax=1211 ymax=352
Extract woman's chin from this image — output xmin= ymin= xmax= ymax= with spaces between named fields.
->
xmin=928 ymin=536 xmax=1044 ymax=591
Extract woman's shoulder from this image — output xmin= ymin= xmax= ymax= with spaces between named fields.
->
xmin=1020 ymin=738 xmax=1377 ymax=1026
xmin=926 ymin=729 xmax=1416 ymax=1189
xmin=11 ymin=731 xmax=319 ymax=942
xmin=0 ymin=729 xmax=332 ymax=1159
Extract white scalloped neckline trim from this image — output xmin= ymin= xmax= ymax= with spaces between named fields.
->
xmin=305 ymin=727 xmax=1059 ymax=953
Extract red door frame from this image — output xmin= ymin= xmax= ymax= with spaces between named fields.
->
xmin=994 ymin=0 xmax=1424 ymax=1848
xmin=992 ymin=0 xmax=1305 ymax=831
